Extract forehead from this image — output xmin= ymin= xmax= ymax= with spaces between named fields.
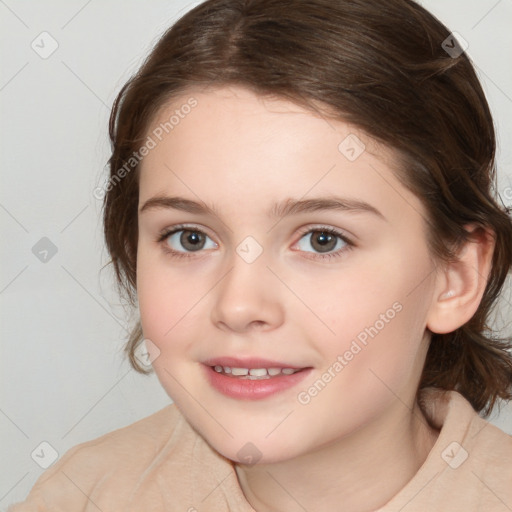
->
xmin=138 ymin=85 xmax=425 ymax=227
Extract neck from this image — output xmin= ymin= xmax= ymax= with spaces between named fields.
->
xmin=234 ymin=398 xmax=439 ymax=512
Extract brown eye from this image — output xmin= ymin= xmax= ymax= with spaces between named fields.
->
xmin=296 ymin=226 xmax=355 ymax=260
xmin=163 ymin=228 xmax=217 ymax=253
xmin=310 ymin=231 xmax=338 ymax=253
xmin=180 ymin=230 xmax=206 ymax=251
xmin=296 ymin=228 xmax=349 ymax=256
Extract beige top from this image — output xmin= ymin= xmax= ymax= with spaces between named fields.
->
xmin=9 ymin=388 xmax=512 ymax=511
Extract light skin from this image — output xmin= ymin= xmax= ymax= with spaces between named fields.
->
xmin=136 ymin=86 xmax=494 ymax=511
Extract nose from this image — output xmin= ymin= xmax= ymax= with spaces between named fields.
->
xmin=210 ymin=253 xmax=285 ymax=334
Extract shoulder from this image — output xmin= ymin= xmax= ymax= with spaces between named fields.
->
xmin=423 ymin=387 xmax=512 ymax=455
xmin=452 ymin=392 xmax=512 ymax=507
xmin=423 ymin=388 xmax=512 ymax=507
xmin=386 ymin=389 xmax=512 ymax=511
xmin=8 ymin=403 xmax=192 ymax=511
xmin=466 ymin=402 xmax=512 ymax=476
xmin=48 ymin=402 xmax=185 ymax=473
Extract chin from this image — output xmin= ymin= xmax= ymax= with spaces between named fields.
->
xmin=199 ymin=428 xmax=306 ymax=467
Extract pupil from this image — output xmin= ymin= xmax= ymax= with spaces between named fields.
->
xmin=317 ymin=233 xmax=330 ymax=244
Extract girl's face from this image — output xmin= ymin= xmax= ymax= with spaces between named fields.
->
xmin=137 ymin=86 xmax=439 ymax=464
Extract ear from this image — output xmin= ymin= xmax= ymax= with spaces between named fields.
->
xmin=427 ymin=224 xmax=495 ymax=334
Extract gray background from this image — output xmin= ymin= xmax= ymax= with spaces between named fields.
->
xmin=1 ymin=0 xmax=511 ymax=507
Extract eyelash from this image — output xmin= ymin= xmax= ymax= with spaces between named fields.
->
xmin=156 ymin=224 xmax=355 ymax=261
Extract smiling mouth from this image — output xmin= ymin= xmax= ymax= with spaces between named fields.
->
xmin=210 ymin=365 xmax=305 ymax=380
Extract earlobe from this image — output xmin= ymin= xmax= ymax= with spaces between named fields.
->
xmin=427 ymin=225 xmax=495 ymax=334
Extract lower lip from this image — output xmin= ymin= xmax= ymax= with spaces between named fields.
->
xmin=203 ymin=365 xmax=312 ymax=400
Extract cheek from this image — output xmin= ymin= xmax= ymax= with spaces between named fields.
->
xmin=300 ymin=244 xmax=434 ymax=383
xmin=136 ymin=256 xmax=207 ymax=404
xmin=136 ymin=248 xmax=201 ymax=350
xmin=293 ymin=252 xmax=403 ymax=338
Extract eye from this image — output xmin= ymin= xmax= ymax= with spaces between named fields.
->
xmin=157 ymin=225 xmax=353 ymax=261
xmin=295 ymin=227 xmax=353 ymax=258
xmin=160 ymin=227 xmax=217 ymax=253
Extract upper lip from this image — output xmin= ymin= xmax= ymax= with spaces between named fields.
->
xmin=203 ymin=356 xmax=307 ymax=369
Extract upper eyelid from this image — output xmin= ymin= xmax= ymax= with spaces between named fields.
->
xmin=160 ymin=223 xmax=216 ymax=238
xmin=296 ymin=224 xmax=351 ymax=237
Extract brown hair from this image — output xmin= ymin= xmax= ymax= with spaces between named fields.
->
xmin=103 ymin=0 xmax=512 ymax=416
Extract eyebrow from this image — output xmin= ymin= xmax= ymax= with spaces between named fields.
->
xmin=139 ymin=195 xmax=386 ymax=221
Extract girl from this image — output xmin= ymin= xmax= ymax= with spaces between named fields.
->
xmin=11 ymin=0 xmax=512 ymax=510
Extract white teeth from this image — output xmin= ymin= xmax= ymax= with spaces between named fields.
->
xmin=249 ymin=368 xmax=268 ymax=377
xmin=212 ymin=365 xmax=301 ymax=377
xmin=231 ymin=367 xmax=249 ymax=376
